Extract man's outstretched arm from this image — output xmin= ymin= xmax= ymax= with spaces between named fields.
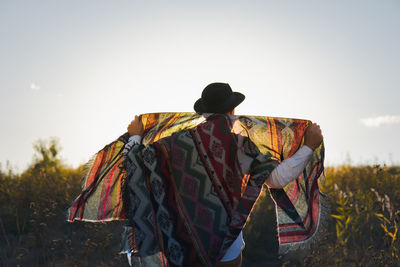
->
xmin=123 ymin=115 xmax=324 ymax=190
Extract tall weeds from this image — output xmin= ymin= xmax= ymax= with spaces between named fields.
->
xmin=1 ymin=140 xmax=399 ymax=266
xmin=303 ymin=165 xmax=400 ymax=266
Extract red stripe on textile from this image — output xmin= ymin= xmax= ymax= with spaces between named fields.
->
xmin=266 ymin=118 xmax=274 ymax=155
xmin=86 ymin=150 xmax=105 ymax=187
xmin=289 ymin=181 xmax=298 ymax=201
xmin=81 ymin=153 xmax=107 ymax=220
xmin=110 ymin=155 xmax=124 ymax=219
xmin=278 ymin=192 xmax=318 ymax=239
xmin=112 ymin=166 xmax=124 ymax=219
xmin=101 ymin=158 xmax=118 ymax=221
xmin=307 ymin=162 xmax=322 ymax=237
xmin=278 ymin=164 xmax=321 ymax=243
xmin=288 ymin=120 xmax=308 ymax=158
xmin=276 ymin=119 xmax=283 ymax=157
xmin=279 ymin=163 xmax=318 ymax=226
xmin=97 ymin=143 xmax=119 ymax=219
xmin=278 ymin=207 xmax=312 ymax=230
xmin=106 ymin=143 xmax=117 ymax=167
xmin=68 ymin=196 xmax=83 ymax=221
xmin=159 ymin=251 xmax=167 ymax=267
xmin=77 ymin=150 xmax=107 ymax=220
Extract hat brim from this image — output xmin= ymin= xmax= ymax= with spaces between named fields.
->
xmin=194 ymin=92 xmax=245 ymax=114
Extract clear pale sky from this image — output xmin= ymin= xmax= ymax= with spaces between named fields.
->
xmin=1 ymin=0 xmax=399 ymax=172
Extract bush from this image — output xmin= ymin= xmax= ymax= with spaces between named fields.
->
xmin=0 ymin=139 xmax=128 ymax=266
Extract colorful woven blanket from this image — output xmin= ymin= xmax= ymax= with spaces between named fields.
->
xmin=67 ymin=112 xmax=325 ymax=266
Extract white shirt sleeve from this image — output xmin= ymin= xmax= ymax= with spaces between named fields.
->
xmin=122 ymin=135 xmax=142 ymax=158
xmin=128 ymin=135 xmax=142 ymax=144
xmin=265 ymin=145 xmax=314 ymax=188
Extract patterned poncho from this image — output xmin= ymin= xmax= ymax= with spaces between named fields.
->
xmin=67 ymin=112 xmax=326 ymax=266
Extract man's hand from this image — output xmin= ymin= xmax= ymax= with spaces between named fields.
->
xmin=303 ymin=122 xmax=323 ymax=150
xmin=127 ymin=115 xmax=144 ymax=137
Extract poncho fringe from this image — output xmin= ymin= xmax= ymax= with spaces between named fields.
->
xmin=67 ymin=112 xmax=326 ymax=265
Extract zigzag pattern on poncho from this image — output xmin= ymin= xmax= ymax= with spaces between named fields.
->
xmin=67 ymin=112 xmax=326 ymax=266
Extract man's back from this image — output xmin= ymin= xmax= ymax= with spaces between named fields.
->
xmin=123 ymin=113 xmax=279 ymax=266
xmin=67 ymin=82 xmax=324 ymax=267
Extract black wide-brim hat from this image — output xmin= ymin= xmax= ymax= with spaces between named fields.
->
xmin=194 ymin=83 xmax=245 ymax=114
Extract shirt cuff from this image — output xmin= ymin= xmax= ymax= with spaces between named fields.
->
xmin=300 ymin=145 xmax=313 ymax=155
xmin=128 ymin=135 xmax=142 ymax=144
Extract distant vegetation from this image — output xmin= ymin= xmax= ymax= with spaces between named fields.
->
xmin=1 ymin=139 xmax=399 ymax=266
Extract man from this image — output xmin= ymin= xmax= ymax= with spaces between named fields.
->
xmin=124 ymin=82 xmax=323 ymax=266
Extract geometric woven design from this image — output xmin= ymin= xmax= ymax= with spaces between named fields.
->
xmin=67 ymin=112 xmax=325 ymax=264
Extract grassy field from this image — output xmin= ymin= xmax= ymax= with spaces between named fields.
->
xmin=243 ymin=165 xmax=400 ymax=266
xmin=1 ymin=140 xmax=399 ymax=266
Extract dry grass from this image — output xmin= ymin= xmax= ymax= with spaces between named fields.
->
xmin=1 ymin=140 xmax=399 ymax=266
xmin=243 ymin=165 xmax=400 ymax=266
